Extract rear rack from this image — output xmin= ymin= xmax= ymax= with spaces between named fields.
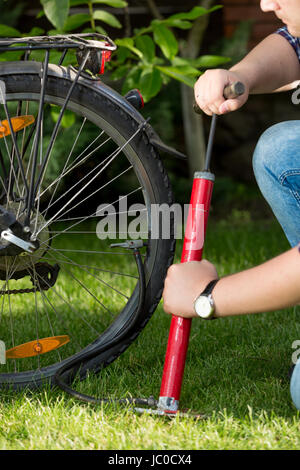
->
xmin=0 ymin=33 xmax=116 ymax=75
xmin=0 ymin=33 xmax=117 ymax=53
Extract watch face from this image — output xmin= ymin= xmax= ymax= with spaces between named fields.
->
xmin=194 ymin=296 xmax=213 ymax=318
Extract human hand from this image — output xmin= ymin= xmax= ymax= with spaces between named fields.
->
xmin=162 ymin=260 xmax=219 ymax=318
xmin=194 ymin=69 xmax=249 ymax=116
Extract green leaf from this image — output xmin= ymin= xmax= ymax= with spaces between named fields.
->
xmin=155 ymin=65 xmax=198 ymax=88
xmin=110 ymin=64 xmax=130 ymax=80
xmin=0 ymin=24 xmax=20 ymax=37
xmin=152 ymin=18 xmax=192 ymax=30
xmin=40 ymin=0 xmax=69 ymax=31
xmin=135 ymin=35 xmax=155 ymax=63
xmin=24 ymin=27 xmax=45 ymax=36
xmin=167 ymin=64 xmax=200 ymax=77
xmin=138 ymin=66 xmax=162 ymax=102
xmin=133 ymin=26 xmax=152 ymax=37
xmin=51 ymin=107 xmax=76 ymax=128
xmin=92 ymin=0 xmax=127 ymax=6
xmin=63 ymin=13 xmax=91 ymax=32
xmin=0 ymin=51 xmax=23 ymax=61
xmin=152 ymin=24 xmax=178 ymax=61
xmin=93 ymin=10 xmax=122 ymax=28
xmin=30 ymin=49 xmax=73 ymax=65
xmin=192 ymin=55 xmax=231 ymax=68
xmin=115 ymin=38 xmax=143 ymax=59
xmin=169 ymin=5 xmax=222 ymax=21
xmin=70 ymin=0 xmax=127 ymax=5
xmin=116 ymin=46 xmax=132 ymax=64
xmin=122 ymin=66 xmax=142 ymax=95
xmin=69 ymin=0 xmax=85 ymax=5
xmin=95 ymin=25 xmax=107 ymax=34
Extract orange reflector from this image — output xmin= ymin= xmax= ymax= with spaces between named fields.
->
xmin=6 ymin=335 xmax=70 ymax=359
xmin=0 ymin=115 xmax=35 ymax=139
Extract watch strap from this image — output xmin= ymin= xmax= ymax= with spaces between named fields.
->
xmin=200 ymin=279 xmax=219 ymax=297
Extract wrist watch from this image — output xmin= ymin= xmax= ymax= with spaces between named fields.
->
xmin=194 ymin=279 xmax=219 ymax=320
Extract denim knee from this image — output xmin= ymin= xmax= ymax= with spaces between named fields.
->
xmin=290 ymin=361 xmax=300 ymax=410
xmin=253 ymin=121 xmax=300 ymax=184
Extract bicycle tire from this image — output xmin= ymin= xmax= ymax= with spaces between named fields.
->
xmin=0 ymin=61 xmax=175 ymax=388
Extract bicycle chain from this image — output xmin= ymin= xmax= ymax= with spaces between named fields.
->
xmin=0 ymin=287 xmax=37 ymax=295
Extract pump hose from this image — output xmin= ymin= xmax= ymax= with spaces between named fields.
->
xmin=54 ymin=248 xmax=158 ymax=408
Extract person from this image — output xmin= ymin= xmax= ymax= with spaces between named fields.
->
xmin=162 ymin=0 xmax=300 ymax=410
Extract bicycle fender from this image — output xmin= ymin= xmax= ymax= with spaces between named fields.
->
xmin=0 ymin=61 xmax=187 ymax=160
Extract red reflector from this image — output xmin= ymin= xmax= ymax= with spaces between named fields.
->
xmin=124 ymin=89 xmax=144 ymax=110
xmin=99 ymin=50 xmax=112 ymax=75
xmin=136 ymin=89 xmax=144 ymax=109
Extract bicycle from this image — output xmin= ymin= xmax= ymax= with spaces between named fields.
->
xmin=0 ymin=33 xmax=181 ymax=389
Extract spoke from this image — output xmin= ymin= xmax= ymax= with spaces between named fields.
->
xmin=39 ymin=289 xmax=82 ymax=351
xmin=32 ymin=114 xmax=44 ymax=234
xmin=45 ymin=164 xmax=134 ymax=229
xmin=35 ymin=147 xmax=120 ymax=236
xmin=42 ymin=247 xmax=144 ymax=256
xmin=0 ymin=256 xmax=21 ymax=297
xmin=39 ymin=136 xmax=116 ymax=220
xmin=0 ymin=283 xmax=5 ymax=324
xmin=43 ymin=117 xmax=87 ymax=218
xmin=32 ymin=266 xmax=101 ymax=337
xmin=40 ymin=255 xmax=138 ymax=279
xmin=20 ymin=100 xmax=30 ymax=158
xmin=1 ymin=104 xmax=28 ymax=197
xmin=58 ymin=265 xmax=116 ymax=315
xmin=2 ymin=134 xmax=22 ymax=203
xmin=34 ymin=122 xmax=144 ymax=237
xmin=7 ymin=280 xmax=17 ymax=373
xmin=0 ymin=149 xmax=8 ymax=180
xmin=30 ymin=50 xmax=91 ymax=218
xmin=36 ymin=186 xmax=144 ymax=250
xmin=25 ymin=50 xmax=49 ymax=220
xmin=5 ymin=256 xmax=18 ymax=372
xmin=36 ymin=130 xmax=107 ymax=202
xmin=33 ymin=269 xmax=41 ymax=370
xmin=38 ymin=289 xmax=63 ymax=363
xmin=49 ymin=230 xmax=99 ymax=234
xmin=46 ymin=245 xmax=131 ymax=300
xmin=0 ymin=174 xmax=8 ymax=199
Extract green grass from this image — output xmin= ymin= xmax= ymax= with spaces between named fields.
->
xmin=1 ymin=216 xmax=300 ymax=450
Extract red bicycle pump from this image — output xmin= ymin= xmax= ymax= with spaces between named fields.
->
xmin=157 ymin=82 xmax=245 ymax=415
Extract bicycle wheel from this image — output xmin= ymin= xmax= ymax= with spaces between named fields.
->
xmin=0 ymin=61 xmax=175 ymax=388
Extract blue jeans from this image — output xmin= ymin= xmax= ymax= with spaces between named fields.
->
xmin=253 ymin=120 xmax=300 ymax=410
xmin=253 ymin=120 xmax=300 ymax=247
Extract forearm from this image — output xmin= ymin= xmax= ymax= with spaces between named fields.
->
xmin=213 ymin=246 xmax=300 ymax=317
xmin=230 ymin=33 xmax=300 ymax=94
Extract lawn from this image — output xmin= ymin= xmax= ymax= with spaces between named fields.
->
xmin=0 ymin=215 xmax=300 ymax=450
